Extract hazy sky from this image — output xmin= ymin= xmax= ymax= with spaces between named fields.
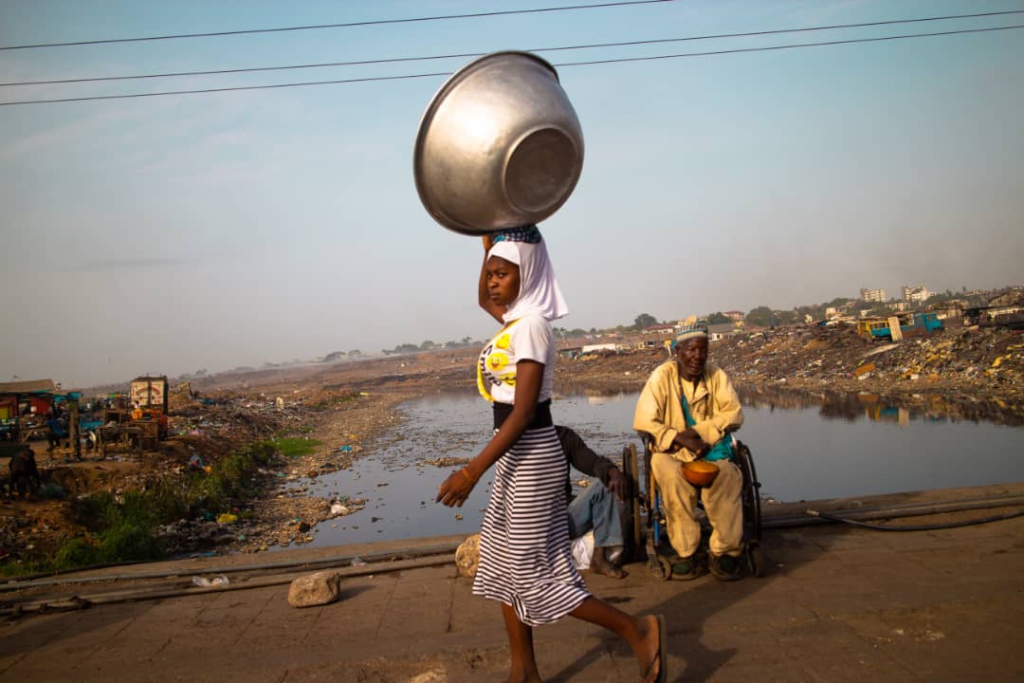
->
xmin=2 ymin=0 xmax=1022 ymax=389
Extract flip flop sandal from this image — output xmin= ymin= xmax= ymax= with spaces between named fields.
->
xmin=641 ymin=614 xmax=668 ymax=683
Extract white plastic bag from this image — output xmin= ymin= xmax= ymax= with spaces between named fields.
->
xmin=192 ymin=574 xmax=229 ymax=587
xmin=571 ymin=531 xmax=594 ymax=570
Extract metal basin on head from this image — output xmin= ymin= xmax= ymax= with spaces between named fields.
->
xmin=414 ymin=51 xmax=585 ymax=235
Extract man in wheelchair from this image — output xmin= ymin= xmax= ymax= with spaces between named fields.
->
xmin=633 ymin=325 xmax=746 ymax=581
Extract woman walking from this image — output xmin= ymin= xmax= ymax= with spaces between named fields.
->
xmin=437 ymin=226 xmax=666 ymax=683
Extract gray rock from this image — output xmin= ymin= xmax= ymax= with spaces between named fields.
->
xmin=288 ymin=571 xmax=343 ymax=608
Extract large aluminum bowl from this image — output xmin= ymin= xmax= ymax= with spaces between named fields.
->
xmin=414 ymin=51 xmax=584 ymax=235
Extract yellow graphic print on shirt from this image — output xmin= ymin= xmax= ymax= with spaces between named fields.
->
xmin=487 ymin=351 xmax=508 ymax=373
xmin=477 ymin=321 xmax=520 ymax=402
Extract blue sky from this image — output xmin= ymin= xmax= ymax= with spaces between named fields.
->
xmin=2 ymin=0 xmax=1022 ymax=388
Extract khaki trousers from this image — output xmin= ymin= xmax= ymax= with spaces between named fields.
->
xmin=650 ymin=451 xmax=744 ymax=558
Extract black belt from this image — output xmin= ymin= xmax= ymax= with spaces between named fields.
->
xmin=492 ymin=400 xmax=552 ymax=430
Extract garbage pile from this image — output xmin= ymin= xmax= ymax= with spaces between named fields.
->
xmin=552 ymin=323 xmax=1022 ymax=411
xmin=711 ymin=324 xmax=1023 ymax=404
xmin=168 ymin=391 xmax=310 ymax=440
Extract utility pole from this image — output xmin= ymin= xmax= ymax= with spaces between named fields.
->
xmin=69 ymin=397 xmax=81 ymax=460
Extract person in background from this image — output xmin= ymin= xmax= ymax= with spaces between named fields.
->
xmin=437 ymin=226 xmax=665 ymax=683
xmin=46 ymin=411 xmax=65 ymax=452
xmin=633 ymin=325 xmax=745 ymax=581
xmin=556 ymin=425 xmax=628 ymax=579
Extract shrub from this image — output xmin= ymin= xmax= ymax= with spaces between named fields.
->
xmin=1 ymin=441 xmax=281 ymax=576
xmin=265 ymin=437 xmax=321 ymax=458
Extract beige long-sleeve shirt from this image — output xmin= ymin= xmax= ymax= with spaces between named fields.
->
xmin=633 ymin=360 xmax=744 ymax=461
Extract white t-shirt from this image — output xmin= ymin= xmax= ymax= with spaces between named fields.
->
xmin=477 ymin=313 xmax=555 ymax=404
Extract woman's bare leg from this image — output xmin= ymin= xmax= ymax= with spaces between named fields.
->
xmin=501 ymin=603 xmax=543 ymax=683
xmin=569 ymin=597 xmax=661 ymax=681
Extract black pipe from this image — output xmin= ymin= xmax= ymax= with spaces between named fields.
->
xmin=0 ymin=541 xmax=462 ymax=592
xmin=805 ymin=508 xmax=1024 ymax=531
xmin=762 ymin=494 xmax=1024 ymax=529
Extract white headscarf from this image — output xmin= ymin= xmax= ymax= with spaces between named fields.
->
xmin=488 ymin=232 xmax=569 ymax=323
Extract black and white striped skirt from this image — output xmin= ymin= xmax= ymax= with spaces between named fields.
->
xmin=472 ymin=424 xmax=590 ymax=626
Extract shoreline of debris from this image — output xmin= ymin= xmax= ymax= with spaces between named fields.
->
xmin=5 ymin=320 xmax=1019 ymax=568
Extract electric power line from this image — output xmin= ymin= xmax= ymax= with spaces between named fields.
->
xmin=0 ymin=0 xmax=674 ymax=51
xmin=1 ymin=23 xmax=1020 ymax=108
xmin=557 ymin=22 xmax=1024 ymax=67
xmin=3 ymin=9 xmax=1021 ymax=88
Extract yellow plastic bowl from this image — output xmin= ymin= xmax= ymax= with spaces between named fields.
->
xmin=682 ymin=460 xmax=720 ymax=487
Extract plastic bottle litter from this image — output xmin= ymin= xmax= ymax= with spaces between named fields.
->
xmin=351 ymin=557 xmax=367 ymax=567
xmin=192 ymin=575 xmax=230 ymax=587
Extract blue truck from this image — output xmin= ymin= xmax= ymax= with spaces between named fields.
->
xmin=857 ymin=312 xmax=943 ymax=340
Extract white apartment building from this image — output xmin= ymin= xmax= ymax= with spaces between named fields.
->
xmin=901 ymin=285 xmax=931 ymax=303
xmin=860 ymin=288 xmax=886 ymax=303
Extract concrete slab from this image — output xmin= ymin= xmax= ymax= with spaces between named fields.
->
xmin=1 ymin=491 xmax=1022 ymax=683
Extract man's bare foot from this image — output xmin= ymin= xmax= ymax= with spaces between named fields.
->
xmin=637 ymin=614 xmax=665 ymax=683
xmin=589 ymin=547 xmax=627 ymax=579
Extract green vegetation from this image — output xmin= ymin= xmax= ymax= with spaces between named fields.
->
xmin=308 ymin=391 xmax=360 ymax=411
xmin=0 ymin=441 xmax=280 ymax=577
xmin=634 ymin=313 xmax=658 ymax=330
xmin=746 ymin=306 xmax=774 ymax=327
xmin=707 ymin=312 xmax=731 ymax=324
xmin=266 ymin=436 xmax=321 ymax=457
xmin=52 ymin=491 xmax=166 ymax=570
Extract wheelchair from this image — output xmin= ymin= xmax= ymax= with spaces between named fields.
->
xmin=620 ymin=432 xmax=766 ymax=580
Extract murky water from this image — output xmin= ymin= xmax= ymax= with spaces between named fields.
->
xmin=294 ymin=389 xmax=1024 ymax=548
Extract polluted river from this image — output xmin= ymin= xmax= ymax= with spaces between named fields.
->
xmin=285 ymin=389 xmax=1024 ymax=548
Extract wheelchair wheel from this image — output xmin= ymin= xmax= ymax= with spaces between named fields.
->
xmin=621 ymin=443 xmax=643 ymax=563
xmin=744 ymin=539 xmax=767 ymax=578
xmin=734 ymin=441 xmax=762 ymax=544
xmin=648 ymin=552 xmax=672 ymax=581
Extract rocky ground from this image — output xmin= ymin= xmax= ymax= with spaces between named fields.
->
xmin=2 ymin=320 xmax=1021 ymax=571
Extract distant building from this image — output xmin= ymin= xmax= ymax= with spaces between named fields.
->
xmin=901 ymin=285 xmax=931 ymax=303
xmin=824 ymin=307 xmax=838 ymax=318
xmin=557 ymin=346 xmax=583 ymax=360
xmin=707 ymin=323 xmax=738 ymax=342
xmin=581 ymin=343 xmax=619 ymax=355
xmin=723 ymin=311 xmax=745 ymax=322
xmin=860 ymin=288 xmax=887 ymax=303
xmin=643 ymin=324 xmax=675 ymax=335
xmin=0 ymin=379 xmax=57 ymax=441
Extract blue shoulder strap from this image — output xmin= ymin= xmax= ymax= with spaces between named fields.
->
xmin=680 ymin=388 xmax=732 ymax=462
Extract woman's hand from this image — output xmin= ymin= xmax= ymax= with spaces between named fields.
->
xmin=482 ymin=234 xmax=494 ymax=253
xmin=437 ymin=467 xmax=478 ymax=508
